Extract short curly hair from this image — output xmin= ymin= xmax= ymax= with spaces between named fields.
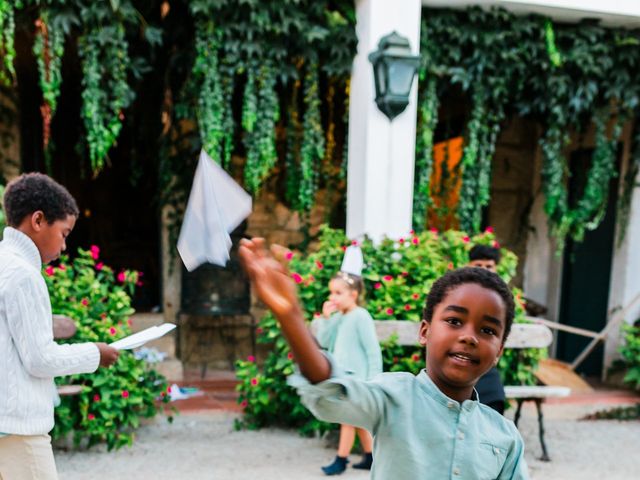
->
xmin=3 ymin=173 xmax=79 ymax=227
xmin=423 ymin=267 xmax=515 ymax=343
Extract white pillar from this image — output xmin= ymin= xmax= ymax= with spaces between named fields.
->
xmin=346 ymin=0 xmax=421 ymax=242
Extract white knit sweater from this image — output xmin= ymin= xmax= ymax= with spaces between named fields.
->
xmin=0 ymin=227 xmax=100 ymax=435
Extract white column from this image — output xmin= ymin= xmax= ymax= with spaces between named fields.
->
xmin=346 ymin=0 xmax=422 ymax=242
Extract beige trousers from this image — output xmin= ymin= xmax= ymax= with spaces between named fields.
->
xmin=0 ymin=435 xmax=58 ymax=480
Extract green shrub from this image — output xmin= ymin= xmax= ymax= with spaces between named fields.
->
xmin=619 ymin=322 xmax=640 ymax=390
xmin=235 ymin=226 xmax=542 ymax=435
xmin=47 ymin=246 xmax=171 ymax=450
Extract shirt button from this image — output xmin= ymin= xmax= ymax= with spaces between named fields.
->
xmin=447 ymin=402 xmax=455 ymax=409
xmin=494 ymin=447 xmax=500 ymax=454
xmin=453 ymin=468 xmax=461 ymax=475
xmin=458 ymin=432 xmax=465 ymax=440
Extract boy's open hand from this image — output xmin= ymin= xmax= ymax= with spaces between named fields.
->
xmin=96 ymin=343 xmax=119 ymax=367
xmin=239 ymin=238 xmax=301 ymax=318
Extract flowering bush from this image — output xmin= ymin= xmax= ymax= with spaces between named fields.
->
xmin=46 ymin=246 xmax=171 ymax=450
xmin=619 ymin=322 xmax=640 ymax=390
xmin=235 ymin=226 xmax=542 ymax=434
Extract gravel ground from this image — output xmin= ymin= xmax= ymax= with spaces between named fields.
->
xmin=55 ymin=402 xmax=640 ymax=479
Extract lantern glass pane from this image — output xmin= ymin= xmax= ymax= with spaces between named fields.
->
xmin=375 ymin=61 xmax=387 ymax=95
xmin=388 ymin=60 xmax=416 ymax=96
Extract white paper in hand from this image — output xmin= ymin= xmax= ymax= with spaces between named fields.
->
xmin=110 ymin=323 xmax=177 ymax=351
xmin=177 ymin=150 xmax=252 ymax=270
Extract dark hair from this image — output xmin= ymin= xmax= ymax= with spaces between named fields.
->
xmin=3 ymin=173 xmax=79 ymax=227
xmin=422 ymin=267 xmax=515 ymax=342
xmin=332 ymin=272 xmax=365 ymax=298
xmin=469 ymin=244 xmax=501 ymax=263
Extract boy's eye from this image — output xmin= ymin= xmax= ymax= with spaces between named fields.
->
xmin=444 ymin=317 xmax=462 ymax=326
xmin=481 ymin=327 xmax=497 ymax=336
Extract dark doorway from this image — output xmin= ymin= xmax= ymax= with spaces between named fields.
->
xmin=557 ymin=148 xmax=619 ymax=376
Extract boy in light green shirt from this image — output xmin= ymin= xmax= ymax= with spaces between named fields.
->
xmin=239 ymin=239 xmax=529 ymax=479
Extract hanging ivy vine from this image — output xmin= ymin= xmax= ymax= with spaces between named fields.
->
xmin=33 ymin=11 xmax=65 ymax=158
xmin=0 ymin=0 xmax=16 ymax=87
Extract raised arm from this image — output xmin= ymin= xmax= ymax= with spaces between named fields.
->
xmin=239 ymin=238 xmax=331 ymax=383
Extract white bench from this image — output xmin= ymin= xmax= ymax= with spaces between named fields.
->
xmin=311 ymin=318 xmax=569 ymax=461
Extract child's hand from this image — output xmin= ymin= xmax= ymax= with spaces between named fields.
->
xmin=239 ymin=238 xmax=301 ymax=319
xmin=96 ymin=343 xmax=119 ymax=367
xmin=322 ymin=301 xmax=337 ymax=318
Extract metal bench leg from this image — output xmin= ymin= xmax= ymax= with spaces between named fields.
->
xmin=513 ymin=399 xmax=524 ymax=427
xmin=535 ymin=399 xmax=551 ymax=462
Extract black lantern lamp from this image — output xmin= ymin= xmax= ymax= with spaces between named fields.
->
xmin=368 ymin=31 xmax=421 ymax=120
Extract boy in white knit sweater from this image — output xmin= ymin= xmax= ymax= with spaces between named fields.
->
xmin=0 ymin=173 xmax=119 ymax=480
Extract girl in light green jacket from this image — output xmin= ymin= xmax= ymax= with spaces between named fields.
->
xmin=316 ymin=271 xmax=382 ymax=475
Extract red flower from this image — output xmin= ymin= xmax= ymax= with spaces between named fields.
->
xmin=412 ymin=293 xmax=420 ymax=300
xmin=108 ymin=327 xmax=117 ymax=336
xmin=430 ymin=228 xmax=438 ymax=233
xmin=127 ymin=318 xmax=132 ymax=327
xmin=315 ymin=260 xmax=324 ymax=270
xmin=412 ymin=237 xmax=420 ymax=245
xmin=447 ymin=262 xmax=454 ymax=270
xmin=117 ymin=271 xmax=126 ymax=283
xmin=485 ymin=226 xmax=494 ymax=233
xmin=374 ymin=282 xmax=382 ymax=290
xmin=256 ymin=327 xmax=264 ymax=334
xmin=247 ymin=355 xmax=255 ymax=363
xmin=404 ymin=304 xmax=411 ymax=311
xmin=493 ymin=241 xmax=500 ymax=248
xmin=351 ymin=240 xmax=358 ymax=246
xmin=90 ymin=245 xmax=100 ymax=260
xmin=167 ymin=386 xmax=172 ymax=394
xmin=410 ymin=229 xmax=415 ymax=235
xmin=398 ymin=237 xmax=405 ymax=244
xmin=100 ymin=313 xmax=107 ymax=319
xmin=95 ymin=262 xmax=104 ymax=271
xmin=250 ymin=378 xmax=259 ymax=386
xmin=122 ymin=390 xmax=129 ymax=398
xmin=313 ymin=312 xmax=321 ymax=318
xmin=287 ymin=352 xmax=294 ymax=360
xmin=411 ymin=353 xmax=421 ymax=362
xmin=462 ymin=236 xmax=470 ymax=243
xmin=386 ymin=308 xmax=394 ymax=315
xmin=285 ymin=251 xmax=294 ymax=260
xmin=87 ymin=413 xmax=95 ymax=421
xmin=93 ymin=394 xmax=100 ymax=402
xmin=58 ymin=264 xmax=66 ymax=271
xmin=401 ymin=271 xmax=408 ymax=277
xmin=45 ymin=266 xmax=55 ymax=276
xmin=291 ymin=273 xmax=303 ymax=284
xmin=383 ymin=275 xmax=393 ymax=282
xmin=240 ymin=400 xmax=248 ymax=408
xmin=81 ymin=298 xmax=89 ymax=307
xmin=341 ymin=246 xmax=347 ymax=251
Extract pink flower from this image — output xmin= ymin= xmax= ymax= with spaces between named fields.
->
xmin=462 ymin=236 xmax=470 ymax=243
xmin=95 ymin=262 xmax=104 ymax=271
xmin=493 ymin=241 xmax=500 ymax=248
xmin=58 ymin=264 xmax=66 ymax=271
xmin=87 ymin=413 xmax=95 ymax=421
xmin=109 ymin=327 xmax=117 ymax=336
xmin=411 ymin=354 xmax=421 ymax=362
xmin=430 ymin=228 xmax=438 ymax=233
xmin=291 ymin=273 xmax=303 ymax=284
xmin=410 ymin=230 xmax=415 ymax=235
xmin=45 ymin=266 xmax=55 ymax=276
xmin=167 ymin=386 xmax=172 ymax=394
xmin=240 ymin=400 xmax=248 ymax=408
xmin=485 ymin=226 xmax=494 ymax=233
xmin=351 ymin=240 xmax=359 ymax=246
xmin=412 ymin=293 xmax=420 ymax=300
xmin=117 ymin=271 xmax=126 ymax=283
xmin=383 ymin=275 xmax=393 ymax=282
xmin=385 ymin=308 xmax=394 ymax=315
xmin=313 ymin=312 xmax=321 ymax=318
xmin=90 ymin=245 xmax=100 ymax=260
xmin=247 ymin=355 xmax=255 ymax=362
xmin=287 ymin=352 xmax=294 ymax=360
xmin=401 ymin=271 xmax=408 ymax=277
xmin=250 ymin=378 xmax=259 ymax=386
xmin=93 ymin=394 xmax=100 ymax=402
xmin=81 ymin=298 xmax=89 ymax=307
xmin=404 ymin=304 xmax=412 ymax=311
xmin=315 ymin=260 xmax=324 ymax=270
xmin=412 ymin=237 xmax=420 ymax=245
xmin=398 ymin=237 xmax=405 ymax=244
xmin=122 ymin=390 xmax=129 ymax=398
xmin=285 ymin=251 xmax=294 ymax=260
xmin=374 ymin=282 xmax=382 ymax=290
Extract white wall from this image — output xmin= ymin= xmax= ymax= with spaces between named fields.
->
xmin=346 ymin=0 xmax=422 ymax=242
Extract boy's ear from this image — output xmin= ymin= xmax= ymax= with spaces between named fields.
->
xmin=418 ymin=320 xmax=430 ymax=346
xmin=30 ymin=211 xmax=46 ymax=231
